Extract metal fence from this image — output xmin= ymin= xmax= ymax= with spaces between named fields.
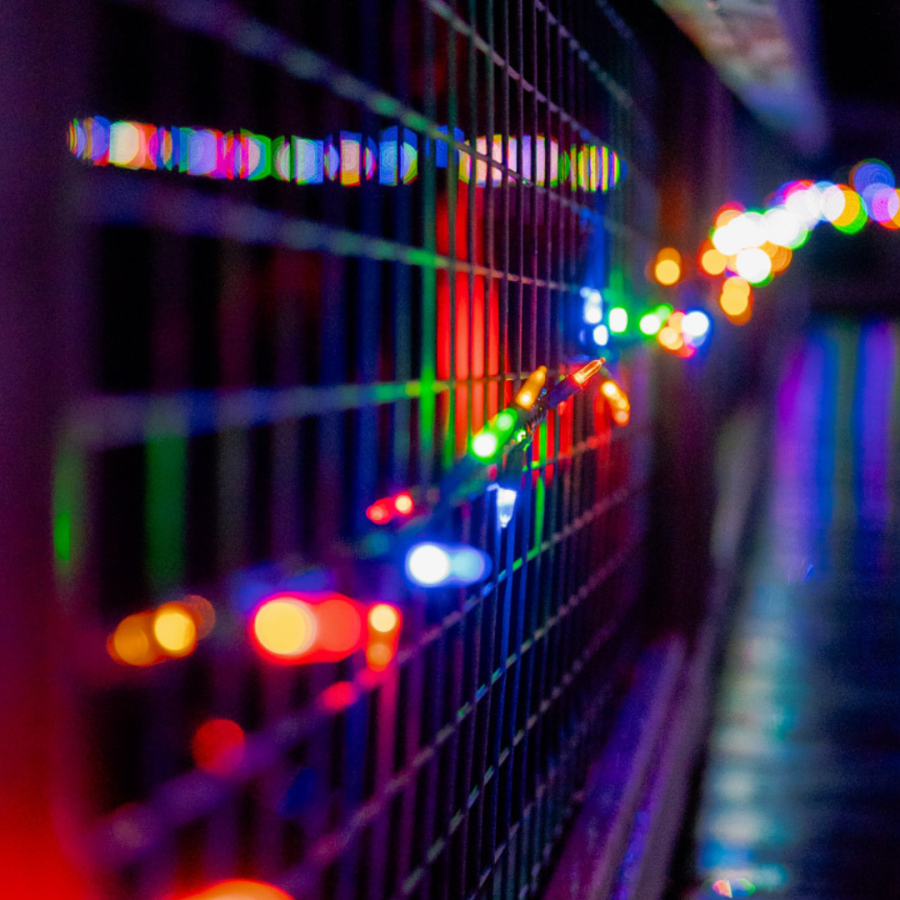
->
xmin=51 ymin=1 xmax=667 ymax=897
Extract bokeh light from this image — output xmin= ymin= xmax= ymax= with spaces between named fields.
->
xmin=182 ymin=594 xmax=216 ymax=638
xmin=192 ymin=719 xmax=245 ymax=775
xmin=369 ymin=604 xmax=400 ymax=633
xmin=720 ymin=277 xmax=753 ymax=323
xmin=394 ymin=492 xmax=414 ymax=515
xmin=682 ymin=310 xmax=712 ymax=348
xmin=314 ymin=598 xmax=363 ymax=653
xmin=179 ymin=880 xmax=294 ymax=900
xmin=608 ymin=307 xmax=628 ymax=333
xmin=593 ymin=324 xmax=610 ymax=346
xmin=639 ymin=312 xmax=662 ymax=335
xmin=653 ymin=247 xmax=682 ymax=285
xmin=699 ymin=243 xmax=728 ymax=276
xmin=405 ymin=543 xmax=452 ymax=586
xmin=153 ymin=602 xmax=198 ymax=658
xmin=252 ymin=596 xmax=318 ymax=661
xmin=734 ymin=248 xmax=772 ymax=284
xmin=108 ymin=612 xmax=159 ymax=667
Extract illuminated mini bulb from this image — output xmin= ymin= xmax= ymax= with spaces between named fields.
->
xmin=405 ymin=542 xmax=492 ymax=588
xmin=496 ymin=487 xmax=517 ymax=528
xmin=470 ymin=406 xmax=521 ymax=461
xmin=108 ymin=596 xmax=213 ymax=667
xmin=366 ymin=603 xmax=402 ymax=670
xmin=515 ymin=366 xmax=547 ymax=410
xmin=251 ymin=592 xmax=366 ymax=664
xmin=593 ymin=324 xmax=610 ymax=346
xmin=192 ymin=719 xmax=245 ymax=775
xmin=366 ymin=491 xmax=416 ymax=525
xmin=600 ymin=379 xmax=631 ymax=426
xmin=178 ymin=880 xmax=293 ymax=900
xmin=653 ymin=247 xmax=682 ymax=286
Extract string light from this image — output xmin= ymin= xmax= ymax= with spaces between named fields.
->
xmin=366 ymin=603 xmax=402 ymax=670
xmin=68 ymin=116 xmax=626 ymax=193
xmin=366 ymin=490 xmax=417 ymax=525
xmin=496 ymin=487 xmax=518 ymax=528
xmin=514 ymin=366 xmax=547 ymax=411
xmin=405 ymin=542 xmax=491 ymax=588
xmin=250 ymin=592 xmax=368 ymax=664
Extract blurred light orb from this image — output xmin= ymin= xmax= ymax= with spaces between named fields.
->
xmin=820 ymin=184 xmax=847 ymax=223
xmin=471 ymin=431 xmax=499 ymax=460
xmin=593 ymin=324 xmax=610 ymax=346
xmin=584 ymin=304 xmax=602 ymax=324
xmin=655 ymin=259 xmax=681 ymax=285
xmin=851 ymin=159 xmax=894 ymax=195
xmin=608 ymin=307 xmax=628 ymax=333
xmin=109 ymin=612 xmax=158 ymax=667
xmin=450 ymin=547 xmax=490 ymax=582
xmin=192 ymin=719 xmax=245 ymax=775
xmin=368 ymin=603 xmax=400 ymax=634
xmin=253 ymin=597 xmax=317 ymax=659
xmin=639 ymin=312 xmax=662 ymax=335
xmin=315 ymin=598 xmax=362 ymax=653
xmin=406 ymin=543 xmax=452 ymax=586
xmin=153 ymin=602 xmax=198 ymax=658
xmin=700 ymin=246 xmax=728 ymax=276
xmin=682 ymin=310 xmax=711 ymax=344
xmin=181 ymin=880 xmax=294 ymax=900
xmin=394 ymin=492 xmax=414 ymax=515
xmin=735 ymin=248 xmax=772 ymax=284
xmin=868 ymin=186 xmax=900 ymax=224
xmin=763 ymin=207 xmax=804 ymax=247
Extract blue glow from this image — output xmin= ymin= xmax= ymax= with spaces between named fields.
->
xmin=405 ymin=544 xmax=452 ymax=586
xmin=405 ymin=542 xmax=492 ymax=588
xmin=496 ymin=488 xmax=517 ymax=528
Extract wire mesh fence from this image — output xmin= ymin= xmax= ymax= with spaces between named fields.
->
xmin=54 ymin=1 xmax=664 ymax=897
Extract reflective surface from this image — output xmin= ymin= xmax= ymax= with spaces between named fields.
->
xmin=688 ymin=319 xmax=900 ymax=898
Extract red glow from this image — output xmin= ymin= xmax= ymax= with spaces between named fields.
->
xmin=315 ymin=598 xmax=362 ymax=653
xmin=393 ymin=492 xmax=414 ymax=515
xmin=436 ymin=188 xmax=500 ymax=455
xmin=178 ymin=880 xmax=293 ymax=900
xmin=366 ymin=603 xmax=402 ymax=671
xmin=192 ymin=719 xmax=245 ymax=775
xmin=366 ymin=499 xmax=393 ymax=524
xmin=320 ymin=681 xmax=359 ymax=712
xmin=250 ymin=592 xmax=367 ymax=665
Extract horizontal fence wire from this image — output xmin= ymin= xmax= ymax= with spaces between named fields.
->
xmin=55 ymin=0 xmax=663 ymax=898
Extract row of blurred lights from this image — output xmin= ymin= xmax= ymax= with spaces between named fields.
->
xmin=583 ymin=158 xmax=898 ymax=357
xmin=68 ymin=116 xmax=625 ymax=192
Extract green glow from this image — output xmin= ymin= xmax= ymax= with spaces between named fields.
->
xmin=655 ymin=303 xmax=674 ymax=319
xmin=53 ymin=445 xmax=83 ymax=584
xmin=495 ymin=409 xmax=517 ymax=433
xmin=472 ymin=431 xmax=499 ymax=460
xmin=639 ymin=313 xmax=662 ymax=336
xmin=834 ymin=212 xmax=866 ymax=235
xmin=146 ymin=426 xmax=186 ymax=592
xmin=533 ymin=422 xmax=547 ymax=550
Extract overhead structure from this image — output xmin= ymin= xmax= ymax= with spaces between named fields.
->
xmin=654 ymin=0 xmax=829 ymax=154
